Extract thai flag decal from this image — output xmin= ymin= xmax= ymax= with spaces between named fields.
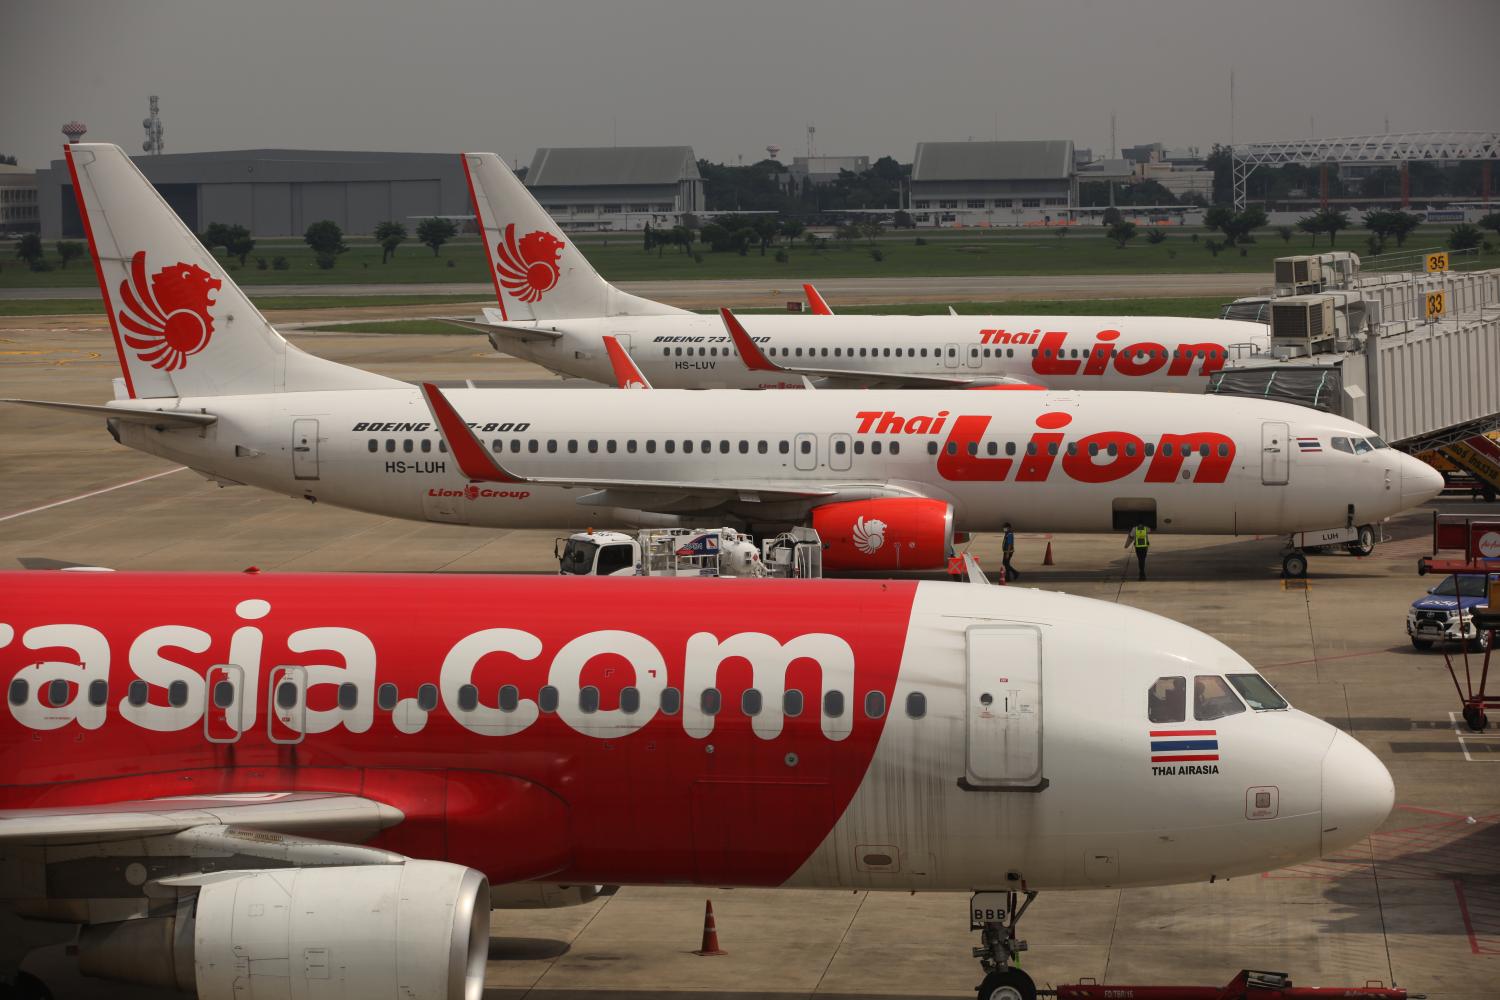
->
xmin=1295 ymin=437 xmax=1322 ymax=453
xmin=1150 ymin=729 xmax=1219 ymax=763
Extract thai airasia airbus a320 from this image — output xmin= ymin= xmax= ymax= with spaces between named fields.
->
xmin=4 ymin=145 xmax=1442 ymax=577
xmin=455 ymin=152 xmax=1270 ymax=390
xmin=0 ymin=571 xmax=1394 ymax=1000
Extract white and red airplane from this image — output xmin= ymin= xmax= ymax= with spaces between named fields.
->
xmin=0 ymin=570 xmax=1394 ymax=1000
xmin=456 ymin=152 xmax=1270 ymax=390
xmin=4 ymin=144 xmax=1441 ymax=578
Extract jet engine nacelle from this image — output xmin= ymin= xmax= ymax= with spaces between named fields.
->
xmin=78 ymin=861 xmax=490 ymax=1000
xmin=811 ymin=497 xmax=954 ymax=572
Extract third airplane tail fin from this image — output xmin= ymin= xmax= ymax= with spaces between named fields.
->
xmin=65 ymin=143 xmax=399 ymax=401
xmin=461 ymin=152 xmax=686 ymax=322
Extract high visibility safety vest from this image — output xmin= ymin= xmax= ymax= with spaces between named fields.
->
xmin=1132 ymin=526 xmax=1151 ymax=549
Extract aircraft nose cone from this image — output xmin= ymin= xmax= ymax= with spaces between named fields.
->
xmin=1321 ymin=729 xmax=1394 ymax=855
xmin=1401 ymin=454 xmax=1445 ymax=506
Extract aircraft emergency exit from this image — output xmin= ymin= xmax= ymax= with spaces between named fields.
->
xmin=457 ymin=152 xmax=1271 ymax=390
xmin=0 ymin=570 xmax=1394 ymax=1000
xmin=6 ymin=144 xmax=1442 ymax=578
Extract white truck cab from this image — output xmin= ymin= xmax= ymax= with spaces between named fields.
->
xmin=556 ymin=527 xmax=822 ymax=579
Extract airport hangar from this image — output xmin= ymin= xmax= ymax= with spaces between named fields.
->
xmin=34 ymin=145 xmax=706 ymax=239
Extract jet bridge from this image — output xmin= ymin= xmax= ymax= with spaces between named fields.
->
xmin=1209 ymin=255 xmax=1500 ymax=455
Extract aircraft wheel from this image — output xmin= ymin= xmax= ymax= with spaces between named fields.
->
xmin=1282 ymin=552 xmax=1308 ymax=578
xmin=1410 ymin=636 xmax=1433 ymax=651
xmin=1462 ymin=704 xmax=1489 ymax=732
xmin=977 ymin=967 xmax=1036 ymax=1000
xmin=1348 ymin=525 xmax=1376 ymax=557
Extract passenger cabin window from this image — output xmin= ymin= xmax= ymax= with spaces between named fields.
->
xmin=824 ymin=690 xmax=845 ymax=718
xmin=701 ymin=689 xmax=721 ymax=715
xmin=784 ymin=689 xmax=804 ymax=717
xmin=417 ymin=683 xmax=439 ymax=712
xmin=7 ymin=678 xmax=27 ymax=705
xmin=905 ymin=691 xmax=927 ymax=719
xmin=213 ymin=680 xmax=234 ymax=708
xmin=620 ymin=686 xmax=641 ymax=714
xmin=1148 ymin=676 xmax=1186 ymax=723
xmin=338 ymin=682 xmax=359 ymax=710
xmin=661 ymin=687 xmax=682 ymax=714
xmin=88 ymin=679 xmax=108 ymax=706
xmin=864 ymin=691 xmax=886 ymax=719
xmin=498 ymin=684 xmax=519 ymax=711
xmin=128 ymin=680 xmax=148 ymax=707
xmin=1226 ymin=674 xmax=1289 ymax=711
xmin=1193 ymin=675 xmax=1246 ymax=721
xmin=537 ymin=685 xmax=559 ymax=713
xmin=377 ymin=683 xmax=398 ymax=711
xmin=457 ymin=684 xmax=478 ymax=712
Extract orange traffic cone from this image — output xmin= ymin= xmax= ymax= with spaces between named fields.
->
xmin=693 ymin=899 xmax=727 ymax=956
xmin=1043 ymin=542 xmax=1054 ymax=566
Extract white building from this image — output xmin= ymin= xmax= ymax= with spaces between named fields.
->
xmin=908 ymin=140 xmax=1076 ymax=226
xmin=526 ymin=146 xmax=705 ymax=232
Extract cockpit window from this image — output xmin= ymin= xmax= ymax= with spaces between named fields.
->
xmin=1148 ymin=676 xmax=1186 ymax=723
xmin=1367 ymin=436 xmax=1388 ymax=449
xmin=1331 ymin=437 xmax=1354 ymax=454
xmin=1351 ymin=437 xmax=1373 ymax=455
xmin=1194 ymin=675 xmax=1246 ymax=721
xmin=1226 ymin=674 xmax=1289 ymax=711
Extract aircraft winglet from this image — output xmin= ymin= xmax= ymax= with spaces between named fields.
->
xmin=418 ymin=383 xmax=525 ymax=484
xmin=719 ymin=308 xmax=783 ymax=373
xmin=602 ymin=335 xmax=652 ymax=389
xmin=803 ymin=283 xmax=834 ymax=315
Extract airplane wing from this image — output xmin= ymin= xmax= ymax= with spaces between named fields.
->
xmin=2 ymin=398 xmax=217 ymax=428
xmin=602 ymin=335 xmax=652 ymax=389
xmin=0 ymin=792 xmax=404 ymax=867
xmin=418 ymin=382 xmax=866 ymax=507
xmin=719 ymin=309 xmax=1038 ymax=389
xmin=439 ymin=318 xmax=565 ymax=345
xmin=803 ymin=283 xmax=834 ymax=315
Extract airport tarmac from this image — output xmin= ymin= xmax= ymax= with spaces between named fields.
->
xmin=2 ymin=329 xmax=1497 ymax=999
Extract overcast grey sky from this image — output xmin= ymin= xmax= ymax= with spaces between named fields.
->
xmin=3 ymin=0 xmax=1495 ymax=170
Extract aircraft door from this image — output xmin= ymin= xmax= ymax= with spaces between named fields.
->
xmin=204 ymin=664 xmax=243 ymax=744
xmin=292 ymin=419 xmax=320 ymax=481
xmin=829 ymin=433 xmax=852 ymax=471
xmin=267 ymin=665 xmax=306 ymax=745
xmin=962 ymin=626 xmax=1044 ymax=790
xmin=944 ymin=343 xmax=961 ymax=368
xmin=794 ymin=432 xmax=818 ymax=471
xmin=1261 ymin=421 xmax=1289 ymax=485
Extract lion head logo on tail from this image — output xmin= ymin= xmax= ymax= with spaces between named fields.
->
xmin=116 ymin=251 xmax=221 ymax=371
xmin=495 ymin=223 xmax=565 ymax=303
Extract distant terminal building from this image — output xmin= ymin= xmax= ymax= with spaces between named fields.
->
xmin=0 ymin=165 xmax=40 ymax=234
xmin=789 ymin=155 xmax=870 ymax=188
xmin=908 ymin=140 xmax=1076 ymax=226
xmin=526 ymin=146 xmax=704 ymax=231
xmin=36 ymin=149 xmax=470 ymax=239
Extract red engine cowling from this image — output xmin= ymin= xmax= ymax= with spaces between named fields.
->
xmin=811 ymin=497 xmax=954 ymax=572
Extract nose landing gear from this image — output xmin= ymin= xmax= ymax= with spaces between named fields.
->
xmin=972 ymin=889 xmax=1038 ymax=1000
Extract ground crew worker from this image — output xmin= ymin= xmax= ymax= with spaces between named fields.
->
xmin=1002 ymin=522 xmax=1019 ymax=582
xmin=1125 ymin=522 xmax=1151 ymax=580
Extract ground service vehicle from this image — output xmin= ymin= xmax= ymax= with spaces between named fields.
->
xmin=557 ymin=526 xmax=822 ymax=578
xmin=1407 ymin=571 xmax=1498 ymax=651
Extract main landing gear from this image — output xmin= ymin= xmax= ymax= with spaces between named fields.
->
xmin=972 ymin=889 xmax=1038 ymax=1000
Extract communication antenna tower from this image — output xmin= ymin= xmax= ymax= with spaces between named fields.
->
xmin=142 ymin=95 xmax=164 ymax=155
xmin=806 ymin=124 xmax=816 ymax=161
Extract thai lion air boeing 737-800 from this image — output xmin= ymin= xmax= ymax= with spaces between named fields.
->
xmin=0 ymin=570 xmax=1394 ymax=1000
xmin=456 ymin=152 xmax=1271 ymax=391
xmin=4 ymin=144 xmax=1440 ymax=576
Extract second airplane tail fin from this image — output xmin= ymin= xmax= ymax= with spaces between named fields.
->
xmin=66 ymin=143 xmax=400 ymax=400
xmin=461 ymin=153 xmax=686 ymax=322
